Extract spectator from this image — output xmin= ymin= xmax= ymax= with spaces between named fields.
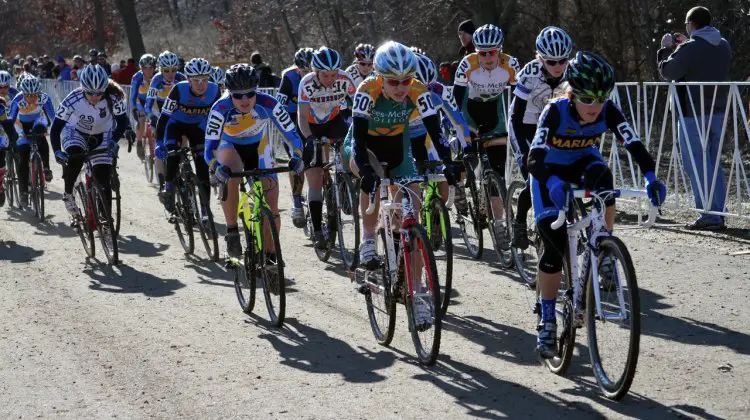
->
xmin=111 ymin=62 xmax=121 ymax=80
xmin=56 ymin=56 xmax=72 ymax=81
xmin=439 ymin=62 xmax=451 ymax=84
xmin=251 ymin=52 xmax=275 ymax=88
xmin=71 ymin=55 xmax=86 ymax=81
xmin=450 ymin=61 xmax=459 ymax=83
xmin=98 ymin=53 xmax=112 ymax=75
xmin=39 ymin=55 xmax=54 ymax=79
xmin=89 ymin=48 xmax=99 ymax=65
xmin=117 ymin=58 xmax=137 ymax=85
xmin=658 ymin=6 xmax=732 ymax=230
xmin=458 ymin=19 xmax=476 ymax=57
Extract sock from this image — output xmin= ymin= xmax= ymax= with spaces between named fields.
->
xmin=541 ymin=298 xmax=556 ymax=323
xmin=292 ymin=194 xmax=302 ymax=208
xmin=226 ymin=224 xmax=238 ymax=234
xmin=309 ymin=201 xmax=323 ymax=232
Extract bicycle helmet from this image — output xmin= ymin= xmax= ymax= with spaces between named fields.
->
xmin=184 ymin=57 xmax=212 ymax=77
xmin=139 ymin=53 xmax=157 ymax=68
xmin=373 ymin=41 xmax=416 ymax=79
xmin=414 ymin=54 xmax=437 ymax=86
xmin=472 ymin=24 xmax=504 ymax=50
xmin=294 ymin=47 xmax=314 ymax=69
xmin=311 ymin=47 xmax=341 ymax=71
xmin=224 ymin=63 xmax=259 ymax=92
xmin=536 ymin=26 xmax=573 ymax=60
xmin=210 ymin=66 xmax=225 ymax=85
xmin=19 ymin=74 xmax=41 ymax=94
xmin=0 ymin=70 xmax=12 ymax=86
xmin=565 ymin=51 xmax=615 ymax=98
xmin=79 ymin=64 xmax=109 ymax=93
xmin=354 ymin=43 xmax=375 ymax=61
xmin=158 ymin=50 xmax=180 ymax=68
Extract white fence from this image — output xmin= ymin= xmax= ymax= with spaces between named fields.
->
xmin=39 ymin=79 xmax=750 ymax=220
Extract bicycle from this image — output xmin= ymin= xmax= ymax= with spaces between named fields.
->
xmin=4 ymin=143 xmax=20 ymax=208
xmin=506 ymin=179 xmax=540 ymax=288
xmin=457 ymin=134 xmax=513 ymax=268
xmin=304 ymin=136 xmax=360 ymax=269
xmin=538 ymin=186 xmax=657 ymax=400
xmin=68 ymin=147 xmax=119 ymax=265
xmin=224 ymin=166 xmax=292 ymax=327
xmin=167 ymin=147 xmax=219 ymax=261
xmin=141 ymin=123 xmax=155 ymax=184
xmin=110 ymin=153 xmax=122 ymax=237
xmin=356 ymin=167 xmax=442 ymax=365
xmin=419 ymin=160 xmax=455 ymax=317
xmin=26 ymin=132 xmax=47 ymax=221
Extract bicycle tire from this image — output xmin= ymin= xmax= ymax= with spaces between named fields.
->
xmin=75 ymin=183 xmax=95 ymax=258
xmin=586 ymin=235 xmax=640 ymax=400
xmin=6 ymin=151 xmax=18 ymax=208
xmin=257 ymin=207 xmax=286 ymax=327
xmin=92 ymin=184 xmax=118 ymax=265
xmin=365 ymin=229 xmax=397 ymax=345
xmin=404 ymin=223 xmax=442 ymax=365
xmin=111 ymin=168 xmax=121 ymax=238
xmin=427 ymin=196 xmax=453 ymax=317
xmin=484 ymin=172 xmax=512 ymax=269
xmin=539 ymin=245 xmax=576 ymax=375
xmin=30 ymin=156 xmax=44 ymax=221
xmin=336 ymin=173 xmax=360 ymax=270
xmin=314 ymin=172 xmax=333 ymax=262
xmin=457 ymin=177 xmax=483 ymax=260
xmin=191 ymin=174 xmax=220 ymax=262
xmin=506 ymin=180 xmax=539 ymax=288
xmin=233 ymin=216 xmax=256 ymax=314
xmin=173 ymin=179 xmax=195 ymax=254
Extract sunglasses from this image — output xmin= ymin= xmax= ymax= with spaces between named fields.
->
xmin=575 ymin=94 xmax=608 ymax=106
xmin=84 ymin=90 xmax=104 ymax=96
xmin=0 ymin=85 xmax=9 ymax=89
xmin=161 ymin=67 xmax=177 ymax=73
xmin=189 ymin=76 xmax=210 ymax=84
xmin=544 ymin=58 xmax=568 ymax=66
xmin=384 ymin=77 xmax=413 ymax=87
xmin=478 ymin=50 xmax=498 ymax=57
xmin=25 ymin=93 xmax=40 ymax=98
xmin=231 ymin=91 xmax=256 ymax=100
xmin=357 ymin=61 xmax=374 ymax=66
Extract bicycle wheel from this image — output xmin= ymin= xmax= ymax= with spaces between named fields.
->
xmin=111 ymin=169 xmax=121 ymax=237
xmin=427 ymin=196 xmax=453 ymax=317
xmin=173 ymin=180 xmax=195 ymax=254
xmin=314 ymin=173 xmax=333 ymax=262
xmin=537 ymin=245 xmax=576 ymax=375
xmin=192 ymin=174 xmax=220 ymax=261
xmin=30 ymin=156 xmax=44 ymax=221
xmin=456 ymin=177 xmax=483 ymax=259
xmin=233 ymin=217 xmax=256 ymax=313
xmin=364 ymin=229 xmax=397 ymax=345
xmin=586 ymin=236 xmax=640 ymax=400
xmin=92 ymin=184 xmax=118 ymax=265
xmin=336 ymin=173 xmax=360 ymax=270
xmin=75 ymin=183 xmax=95 ymax=258
xmin=484 ymin=172 xmax=512 ymax=269
xmin=403 ymin=223 xmax=442 ymax=365
xmin=6 ymin=152 xmax=18 ymax=208
xmin=506 ymin=180 xmax=539 ymax=287
xmin=256 ymin=207 xmax=286 ymax=327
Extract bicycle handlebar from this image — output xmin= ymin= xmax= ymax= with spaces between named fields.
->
xmin=550 ymin=188 xmax=659 ymax=230
xmin=220 ymin=166 xmax=292 ymax=202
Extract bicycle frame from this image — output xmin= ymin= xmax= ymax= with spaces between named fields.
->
xmin=237 ymin=178 xmax=271 ymax=256
xmin=420 ymin=172 xmax=455 ymax=242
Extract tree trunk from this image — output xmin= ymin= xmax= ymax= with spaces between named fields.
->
xmin=115 ymin=0 xmax=147 ymax=59
xmin=276 ymin=0 xmax=298 ymax=51
xmin=93 ymin=0 xmax=106 ymax=52
xmin=171 ymin=0 xmax=183 ymax=30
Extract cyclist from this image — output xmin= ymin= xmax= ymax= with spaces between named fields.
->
xmin=50 ymin=65 xmax=134 ymax=220
xmin=130 ymin=53 xmax=157 ymax=161
xmin=0 ymin=70 xmax=19 ymax=104
xmin=205 ymin=64 xmax=304 ymax=258
xmin=345 ymin=43 xmax=375 ymax=87
xmin=297 ymin=47 xmax=356 ymax=249
xmin=8 ymin=75 xmax=55 ymax=208
xmin=409 ymin=53 xmax=469 ymax=198
xmin=210 ymin=66 xmax=226 ymax=91
xmin=509 ymin=26 xmax=572 ymax=249
xmin=276 ymin=47 xmax=313 ymax=227
xmin=0 ymin=70 xmax=20 ymax=206
xmin=528 ymin=52 xmax=666 ymax=358
xmin=342 ymin=41 xmax=455 ymax=270
xmin=145 ymin=50 xmax=186 ymax=190
xmin=155 ymin=57 xmax=221 ymax=218
xmin=453 ymin=24 xmax=519 ymax=236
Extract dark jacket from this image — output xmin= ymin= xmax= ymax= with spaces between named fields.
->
xmin=255 ymin=63 xmax=275 ymax=88
xmin=459 ymin=41 xmax=475 ymax=58
xmin=658 ymin=26 xmax=732 ymax=117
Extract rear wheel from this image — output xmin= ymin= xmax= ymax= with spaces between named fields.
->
xmin=111 ymin=168 xmax=121 ymax=238
xmin=426 ymin=196 xmax=452 ymax=317
xmin=336 ymin=173 xmax=360 ymax=270
xmin=456 ymin=177 xmax=483 ymax=260
xmin=75 ymin=183 xmax=95 ymax=258
xmin=364 ymin=229 xmax=396 ymax=345
xmin=314 ymin=172 xmax=334 ymax=262
xmin=257 ymin=207 xmax=286 ymax=327
xmin=540 ymin=246 xmax=576 ymax=375
xmin=484 ymin=172 xmax=512 ymax=269
xmin=6 ymin=152 xmax=19 ymax=208
xmin=173 ymin=179 xmax=195 ymax=254
xmin=506 ymin=180 xmax=539 ymax=288
xmin=192 ymin=175 xmax=219 ymax=261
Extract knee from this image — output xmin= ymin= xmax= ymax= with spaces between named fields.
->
xmin=537 ymin=218 xmax=566 ymax=274
xmin=586 ymin=164 xmax=615 ymax=206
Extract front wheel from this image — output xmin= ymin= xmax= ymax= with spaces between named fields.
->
xmin=484 ymin=172 xmax=512 ymax=269
xmin=192 ymin=175 xmax=219 ymax=262
xmin=586 ymin=236 xmax=640 ymax=400
xmin=173 ymin=180 xmax=195 ymax=255
xmin=506 ymin=180 xmax=539 ymax=288
xmin=233 ymin=218 xmax=256 ymax=313
xmin=5 ymin=152 xmax=19 ymax=208
xmin=111 ymin=169 xmax=121 ymax=238
xmin=336 ymin=173 xmax=360 ymax=270
xmin=75 ymin=183 xmax=95 ymax=258
xmin=364 ymin=229 xmax=397 ymax=345
xmin=30 ymin=156 xmax=45 ymax=221
xmin=455 ymin=178 xmax=483 ymax=260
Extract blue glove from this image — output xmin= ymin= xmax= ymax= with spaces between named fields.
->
xmin=288 ymin=156 xmax=304 ymax=175
xmin=55 ymin=150 xmax=68 ymax=165
xmin=645 ymin=171 xmax=666 ymax=207
xmin=155 ymin=143 xmax=168 ymax=160
xmin=214 ymin=164 xmax=231 ymax=184
xmin=108 ymin=140 xmax=120 ymax=154
xmin=546 ymin=176 xmax=569 ymax=210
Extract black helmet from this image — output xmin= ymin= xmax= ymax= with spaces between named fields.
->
xmin=565 ymin=51 xmax=615 ymax=98
xmin=89 ymin=48 xmax=100 ymax=58
xmin=225 ymin=63 xmax=259 ymax=92
xmin=294 ymin=48 xmax=314 ymax=69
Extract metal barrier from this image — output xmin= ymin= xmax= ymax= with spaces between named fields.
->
xmin=38 ymin=79 xmax=750 ymax=220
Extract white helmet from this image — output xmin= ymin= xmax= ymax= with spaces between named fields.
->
xmin=374 ymin=41 xmax=416 ymax=79
xmin=19 ymin=74 xmax=41 ymax=94
xmin=473 ymin=24 xmax=504 ymax=50
xmin=0 ymin=70 xmax=12 ymax=86
xmin=414 ymin=54 xmax=437 ymax=85
xmin=311 ymin=47 xmax=341 ymax=71
xmin=210 ymin=66 xmax=225 ymax=85
xmin=184 ymin=58 xmax=212 ymax=77
xmin=158 ymin=50 xmax=180 ymax=68
xmin=536 ymin=26 xmax=573 ymax=60
xmin=79 ymin=64 xmax=109 ymax=93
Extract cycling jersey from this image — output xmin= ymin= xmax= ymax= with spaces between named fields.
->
xmin=276 ymin=66 xmax=304 ymax=114
xmin=298 ymin=70 xmax=355 ymax=124
xmin=454 ymin=53 xmax=518 ymax=102
xmin=204 ymin=92 xmax=303 ymax=171
xmin=345 ymin=64 xmax=372 ymax=88
xmin=156 ymin=81 xmax=221 ymax=136
xmin=144 ymin=71 xmax=187 ymax=119
xmin=8 ymin=92 xmax=55 ymax=136
xmin=0 ymin=98 xmax=18 ymax=148
xmin=129 ymin=71 xmax=152 ymax=114
xmin=409 ymin=82 xmax=470 ymax=146
xmin=1 ymin=87 xmax=19 ymax=113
